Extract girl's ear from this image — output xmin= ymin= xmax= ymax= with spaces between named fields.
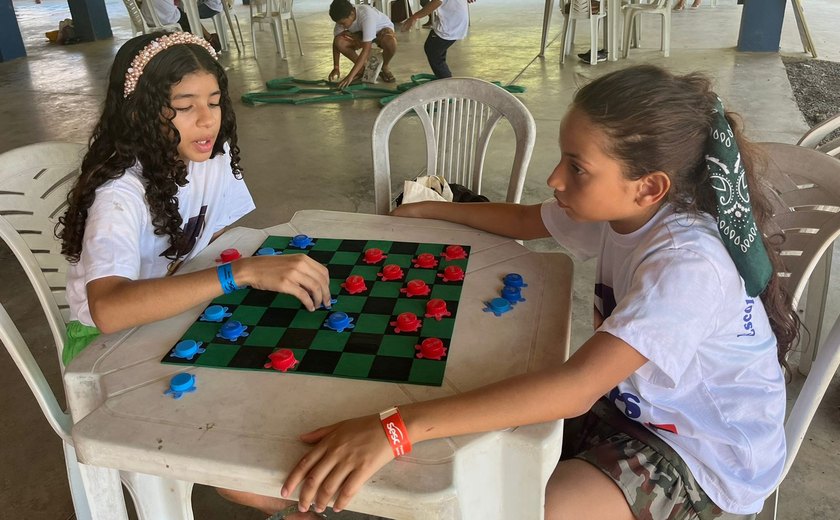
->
xmin=635 ymin=171 xmax=671 ymax=208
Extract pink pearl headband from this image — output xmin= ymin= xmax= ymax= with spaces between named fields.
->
xmin=123 ymin=32 xmax=218 ymax=98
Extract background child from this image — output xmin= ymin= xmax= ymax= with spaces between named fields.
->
xmin=328 ymin=0 xmax=397 ymax=87
xmin=402 ymin=0 xmax=475 ymax=78
xmin=58 ymin=31 xmax=332 ymax=520
xmin=277 ymin=65 xmax=799 ymax=519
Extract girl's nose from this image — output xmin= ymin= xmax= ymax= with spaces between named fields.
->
xmin=547 ymin=162 xmax=565 ymax=191
xmin=196 ymin=105 xmax=214 ymax=127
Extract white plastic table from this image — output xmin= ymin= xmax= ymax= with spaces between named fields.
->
xmin=66 ymin=210 xmax=573 ymax=520
xmin=540 ymin=0 xmax=622 ymax=62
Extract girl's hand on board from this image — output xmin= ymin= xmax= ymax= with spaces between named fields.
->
xmin=281 ymin=415 xmax=394 ymax=513
xmin=237 ymin=255 xmax=331 ymax=311
xmin=389 ymin=202 xmax=428 ymax=218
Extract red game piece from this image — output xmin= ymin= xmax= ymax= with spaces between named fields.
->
xmin=391 ymin=312 xmax=422 ymax=333
xmin=412 ymin=253 xmax=439 ymax=268
xmin=437 ymin=265 xmax=465 ymax=283
xmin=400 ymin=279 xmax=431 ymax=297
xmin=216 ymin=248 xmax=241 ymax=263
xmin=363 ymin=248 xmax=387 ymax=264
xmin=424 ymin=299 xmax=451 ymax=321
xmin=377 ymin=264 xmax=404 ymax=281
xmin=415 ymin=338 xmax=447 ymax=360
xmin=441 ymin=245 xmax=467 ymax=261
xmin=264 ymin=349 xmax=298 ymax=372
xmin=341 ymin=275 xmax=367 ymax=294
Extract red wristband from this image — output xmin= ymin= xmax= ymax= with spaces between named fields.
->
xmin=379 ymin=406 xmax=412 ymax=457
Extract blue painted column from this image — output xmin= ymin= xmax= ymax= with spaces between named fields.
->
xmin=68 ymin=0 xmax=113 ymax=42
xmin=0 ymin=0 xmax=26 ymax=62
xmin=737 ymin=0 xmax=786 ymax=52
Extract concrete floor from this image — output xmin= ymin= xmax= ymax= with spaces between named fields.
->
xmin=1 ymin=0 xmax=839 ymax=518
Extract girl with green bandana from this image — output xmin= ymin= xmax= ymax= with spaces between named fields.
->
xmin=276 ymin=65 xmax=799 ymax=520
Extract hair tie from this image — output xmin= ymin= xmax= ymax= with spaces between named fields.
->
xmin=123 ymin=32 xmax=218 ymax=98
xmin=706 ymin=96 xmax=772 ymax=296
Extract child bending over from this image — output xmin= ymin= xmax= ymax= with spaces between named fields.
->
xmin=277 ymin=65 xmax=799 ymax=520
xmin=402 ymin=0 xmax=475 ymax=79
xmin=57 ymin=32 xmax=332 ymax=519
xmin=328 ymin=0 xmax=397 ymax=87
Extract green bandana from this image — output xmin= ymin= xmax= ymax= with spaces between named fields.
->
xmin=706 ymin=97 xmax=772 ymax=297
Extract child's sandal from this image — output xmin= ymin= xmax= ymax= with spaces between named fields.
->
xmin=379 ymin=70 xmax=396 ymax=83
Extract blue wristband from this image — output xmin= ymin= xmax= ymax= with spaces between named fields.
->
xmin=217 ymin=263 xmax=240 ymax=294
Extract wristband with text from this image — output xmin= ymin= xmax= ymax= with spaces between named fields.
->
xmin=379 ymin=406 xmax=412 ymax=457
xmin=216 ymin=263 xmax=241 ymax=294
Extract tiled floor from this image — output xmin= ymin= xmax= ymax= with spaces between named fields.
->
xmin=1 ymin=0 xmax=838 ymax=518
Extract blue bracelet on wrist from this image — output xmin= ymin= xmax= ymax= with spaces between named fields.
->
xmin=217 ymin=263 xmax=240 ymax=294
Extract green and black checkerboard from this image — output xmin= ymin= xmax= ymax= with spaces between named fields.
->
xmin=162 ymin=236 xmax=471 ymax=386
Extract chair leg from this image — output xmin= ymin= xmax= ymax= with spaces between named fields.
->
xmin=251 ymin=22 xmax=259 ymax=59
xmin=78 ymin=463 xmax=130 ymax=520
xmin=212 ymin=15 xmax=230 ymax=52
xmin=291 ymin=16 xmax=303 ymax=56
xmin=622 ymin=11 xmax=635 ymax=58
xmin=272 ymin=19 xmax=287 ymax=58
xmin=221 ymin=7 xmax=241 ymax=53
xmin=590 ymin=18 xmax=598 ymax=64
xmin=662 ymin=9 xmax=671 ymax=56
xmin=64 ymin=441 xmax=93 ymax=520
xmin=799 ymin=248 xmax=833 ymax=375
xmin=559 ymin=15 xmax=572 ymax=64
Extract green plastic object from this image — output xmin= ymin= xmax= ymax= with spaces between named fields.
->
xmin=241 ymin=75 xmax=526 ymax=107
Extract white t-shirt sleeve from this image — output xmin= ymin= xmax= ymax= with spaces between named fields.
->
xmin=80 ymin=186 xmax=148 ymax=285
xmin=599 ymin=248 xmax=725 ymax=387
xmin=360 ymin=9 xmax=379 ymax=41
xmin=540 ymin=199 xmax=603 ymax=261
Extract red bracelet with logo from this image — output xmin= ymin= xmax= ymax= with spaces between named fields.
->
xmin=379 ymin=406 xmax=412 ymax=457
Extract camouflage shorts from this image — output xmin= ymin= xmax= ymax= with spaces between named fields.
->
xmin=567 ymin=399 xmax=736 ymax=520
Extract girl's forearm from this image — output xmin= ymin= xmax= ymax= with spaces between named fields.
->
xmin=396 ymin=201 xmax=551 ymax=240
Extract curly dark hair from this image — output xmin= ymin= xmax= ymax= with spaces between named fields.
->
xmin=572 ymin=65 xmax=800 ymax=365
xmin=57 ymin=32 xmax=242 ymax=264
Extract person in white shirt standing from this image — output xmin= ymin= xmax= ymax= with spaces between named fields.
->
xmin=403 ymin=0 xmax=475 ymax=78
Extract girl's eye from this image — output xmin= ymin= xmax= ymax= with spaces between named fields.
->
xmin=173 ymin=106 xmax=192 ymax=112
xmin=210 ymin=103 xmax=221 ymax=108
xmin=572 ymin=164 xmax=586 ymax=175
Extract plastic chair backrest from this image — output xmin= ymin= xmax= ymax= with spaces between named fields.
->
xmin=0 ymin=142 xmax=85 ymax=358
xmin=136 ymin=0 xmax=183 ymax=33
xmin=122 ymin=0 xmax=150 ymax=35
xmin=568 ymin=0 xmax=596 ymax=17
xmin=757 ymin=142 xmax=840 ymax=307
xmin=371 ymin=77 xmax=536 ymax=214
xmin=797 ymin=112 xmax=840 ymax=151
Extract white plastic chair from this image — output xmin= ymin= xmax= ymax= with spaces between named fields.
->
xmin=757 ymin=142 xmax=840 ymax=376
xmin=797 ymin=112 xmax=840 ymax=158
xmin=622 ymin=0 xmax=671 ymax=58
xmin=249 ymin=0 xmax=303 ymax=59
xmin=559 ymin=0 xmax=606 ymax=65
xmin=182 ymin=0 xmax=245 ymax=53
xmin=755 ymin=312 xmax=840 ymax=520
xmin=371 ymin=77 xmax=536 ymax=215
xmin=132 ymin=0 xmax=183 ymax=35
xmin=0 ymin=142 xmax=195 ymax=520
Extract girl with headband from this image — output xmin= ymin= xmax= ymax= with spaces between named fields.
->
xmin=278 ymin=65 xmax=799 ymax=520
xmin=59 ymin=32 xmax=333 ymax=518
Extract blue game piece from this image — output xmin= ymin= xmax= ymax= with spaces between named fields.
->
xmin=503 ymin=273 xmax=528 ymax=288
xmin=290 ymin=234 xmax=315 ymax=249
xmin=170 ymin=340 xmax=206 ymax=360
xmin=200 ymin=305 xmax=231 ymax=322
xmin=483 ymin=298 xmax=513 ymax=317
xmin=323 ymin=312 xmax=355 ymax=332
xmin=318 ymin=298 xmax=338 ymax=310
xmin=256 ymin=247 xmax=281 ymax=256
xmin=216 ymin=320 xmax=250 ymax=341
xmin=501 ymin=285 xmax=526 ymax=304
xmin=164 ymin=373 xmax=197 ymax=400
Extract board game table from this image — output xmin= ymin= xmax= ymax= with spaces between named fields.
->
xmin=65 ymin=210 xmax=573 ymax=520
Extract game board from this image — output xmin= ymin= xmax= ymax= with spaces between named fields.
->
xmin=162 ymin=236 xmax=471 ymax=386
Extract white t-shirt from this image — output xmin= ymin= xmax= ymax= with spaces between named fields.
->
xmin=66 ymin=148 xmax=255 ymax=327
xmin=541 ymin=200 xmax=786 ymax=515
xmin=433 ymin=0 xmax=469 ymax=41
xmin=141 ymin=0 xmax=181 ymax=26
xmin=333 ymin=4 xmax=394 ymax=42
